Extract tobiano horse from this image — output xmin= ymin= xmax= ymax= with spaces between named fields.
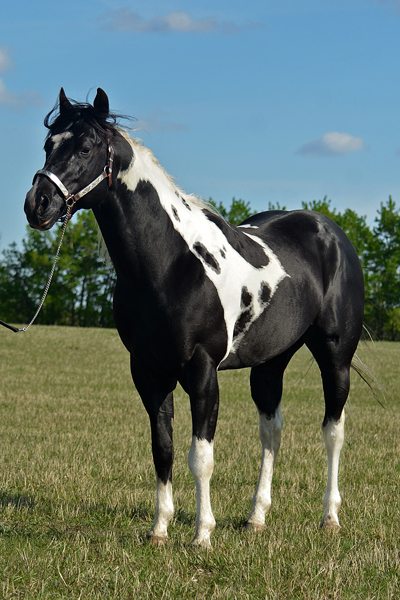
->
xmin=24 ymin=88 xmax=364 ymax=548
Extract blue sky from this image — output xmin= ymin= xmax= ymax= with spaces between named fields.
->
xmin=1 ymin=0 xmax=400 ymax=249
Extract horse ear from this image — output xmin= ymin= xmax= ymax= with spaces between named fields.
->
xmin=93 ymin=88 xmax=109 ymax=114
xmin=59 ymin=88 xmax=72 ymax=113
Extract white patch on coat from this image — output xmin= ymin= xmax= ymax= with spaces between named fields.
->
xmin=49 ymin=131 xmax=73 ymax=152
xmin=188 ymin=436 xmax=216 ymax=547
xmin=118 ymin=138 xmax=289 ymax=361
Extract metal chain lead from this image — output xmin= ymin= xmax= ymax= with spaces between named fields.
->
xmin=9 ymin=205 xmax=72 ymax=333
xmin=19 ymin=205 xmax=72 ymax=332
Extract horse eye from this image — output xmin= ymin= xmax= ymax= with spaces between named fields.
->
xmin=81 ymin=146 xmax=91 ymax=156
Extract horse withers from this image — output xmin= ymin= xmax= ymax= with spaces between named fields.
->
xmin=24 ymin=88 xmax=365 ymax=548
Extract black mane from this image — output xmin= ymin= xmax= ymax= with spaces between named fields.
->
xmin=44 ymin=94 xmax=132 ymax=141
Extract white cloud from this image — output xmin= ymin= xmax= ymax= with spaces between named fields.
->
xmin=0 ymin=46 xmax=14 ymax=73
xmin=0 ymin=46 xmax=44 ymax=109
xmin=296 ymin=132 xmax=365 ymax=157
xmin=99 ymin=10 xmax=263 ymax=34
xmin=134 ymin=108 xmax=188 ymax=133
xmin=0 ymin=78 xmax=43 ymax=108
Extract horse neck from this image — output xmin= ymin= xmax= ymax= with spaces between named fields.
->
xmin=93 ymin=139 xmax=198 ymax=284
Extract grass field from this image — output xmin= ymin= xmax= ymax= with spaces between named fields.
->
xmin=0 ymin=325 xmax=398 ymax=599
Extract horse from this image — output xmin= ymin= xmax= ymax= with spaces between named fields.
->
xmin=24 ymin=88 xmax=365 ymax=548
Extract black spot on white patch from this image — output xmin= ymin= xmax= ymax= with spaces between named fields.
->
xmin=171 ymin=205 xmax=180 ymax=222
xmin=181 ymin=197 xmax=191 ymax=211
xmin=202 ymin=209 xmax=270 ymax=269
xmin=233 ymin=300 xmax=254 ymax=338
xmin=259 ymin=282 xmax=271 ymax=305
xmin=193 ymin=242 xmax=221 ymax=274
xmin=220 ymin=248 xmax=226 ymax=259
xmin=233 ymin=286 xmax=255 ymax=338
xmin=233 ymin=311 xmax=253 ymax=338
xmin=241 ymin=286 xmax=253 ymax=308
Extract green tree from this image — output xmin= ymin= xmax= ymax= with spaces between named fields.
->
xmin=0 ymin=211 xmax=115 ymax=328
xmin=363 ymin=197 xmax=400 ymax=340
xmin=209 ymin=197 xmax=256 ymax=225
xmin=303 ymin=196 xmax=400 ymax=340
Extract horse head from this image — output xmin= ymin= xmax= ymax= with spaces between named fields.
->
xmin=24 ymin=88 xmax=117 ymax=230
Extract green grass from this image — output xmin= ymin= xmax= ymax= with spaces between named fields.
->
xmin=0 ymin=326 xmax=399 ymax=599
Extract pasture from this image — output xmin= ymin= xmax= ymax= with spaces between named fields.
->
xmin=0 ymin=326 xmax=398 ymax=599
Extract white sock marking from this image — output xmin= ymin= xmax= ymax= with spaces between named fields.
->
xmin=148 ymin=478 xmax=174 ymax=540
xmin=247 ymin=407 xmax=283 ymax=528
xmin=188 ymin=437 xmax=216 ymax=546
xmin=322 ymin=410 xmax=345 ymax=527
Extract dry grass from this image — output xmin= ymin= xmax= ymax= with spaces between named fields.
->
xmin=0 ymin=326 xmax=399 ymax=598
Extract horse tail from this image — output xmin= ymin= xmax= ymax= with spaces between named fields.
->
xmin=351 ymin=324 xmax=386 ymax=407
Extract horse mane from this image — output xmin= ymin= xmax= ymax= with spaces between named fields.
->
xmin=126 ymin=135 xmax=216 ymax=214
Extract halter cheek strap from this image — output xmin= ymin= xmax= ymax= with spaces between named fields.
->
xmin=33 ymin=143 xmax=114 ymax=211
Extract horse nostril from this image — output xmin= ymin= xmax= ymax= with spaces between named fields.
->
xmin=39 ymin=194 xmax=50 ymax=214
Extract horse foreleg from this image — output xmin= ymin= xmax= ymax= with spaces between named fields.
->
xmin=149 ymin=477 xmax=174 ymax=545
xmin=320 ymin=410 xmax=345 ymax=529
xmin=188 ymin=436 xmax=216 ymax=548
xmin=185 ymin=348 xmax=219 ymax=549
xmin=130 ymin=357 xmax=176 ymax=545
xmin=244 ymin=407 xmax=283 ymax=530
xmin=145 ymin=390 xmax=175 ymax=545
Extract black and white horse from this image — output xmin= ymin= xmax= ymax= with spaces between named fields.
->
xmin=24 ymin=89 xmax=364 ymax=548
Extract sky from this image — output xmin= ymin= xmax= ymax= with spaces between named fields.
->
xmin=0 ymin=0 xmax=400 ymax=249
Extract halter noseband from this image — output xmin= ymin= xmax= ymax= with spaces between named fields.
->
xmin=33 ymin=142 xmax=114 ymax=212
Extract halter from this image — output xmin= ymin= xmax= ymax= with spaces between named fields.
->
xmin=33 ymin=142 xmax=114 ymax=214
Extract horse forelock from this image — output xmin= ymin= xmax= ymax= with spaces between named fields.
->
xmin=44 ymin=97 xmax=123 ymax=142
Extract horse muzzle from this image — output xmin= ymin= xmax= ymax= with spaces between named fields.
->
xmin=24 ymin=185 xmax=64 ymax=230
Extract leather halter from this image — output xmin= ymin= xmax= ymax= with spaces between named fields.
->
xmin=33 ymin=142 xmax=114 ymax=212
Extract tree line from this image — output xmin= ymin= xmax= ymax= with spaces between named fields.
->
xmin=0 ymin=197 xmax=399 ymax=340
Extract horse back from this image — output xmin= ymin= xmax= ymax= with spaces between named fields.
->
xmin=241 ymin=209 xmax=364 ymax=292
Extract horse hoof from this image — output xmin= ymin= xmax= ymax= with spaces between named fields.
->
xmin=190 ymin=537 xmax=212 ymax=550
xmin=320 ymin=515 xmax=340 ymax=530
xmin=146 ymin=533 xmax=168 ymax=546
xmin=242 ymin=520 xmax=266 ymax=532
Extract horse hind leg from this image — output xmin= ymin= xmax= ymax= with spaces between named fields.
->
xmin=245 ymin=345 xmax=301 ymax=531
xmin=244 ymin=404 xmax=283 ymax=531
xmin=321 ymin=402 xmax=345 ymax=530
xmin=306 ymin=327 xmax=357 ymax=530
